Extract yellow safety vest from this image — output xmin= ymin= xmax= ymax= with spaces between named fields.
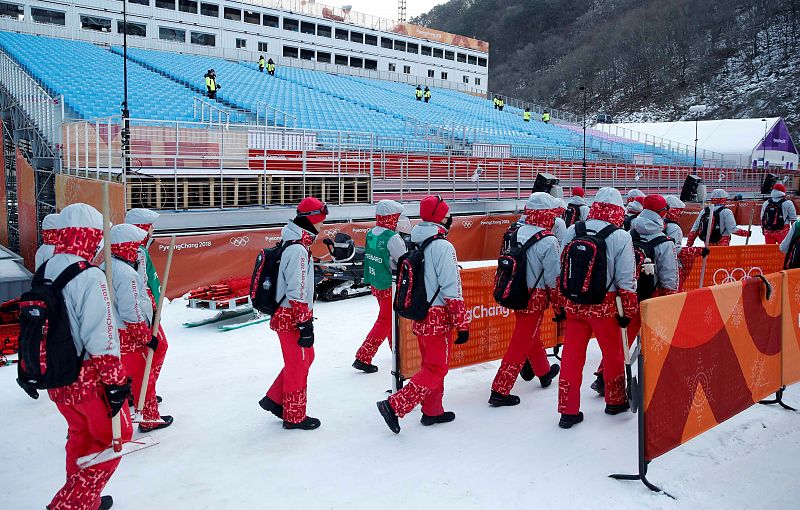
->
xmin=424 ymin=90 xmax=431 ymax=98
xmin=523 ymin=111 xmax=531 ymax=121
xmin=259 ymin=58 xmax=265 ymax=68
xmin=205 ymin=76 xmax=216 ymax=91
xmin=416 ymin=89 xmax=423 ymax=98
xmin=542 ymin=113 xmax=551 ymax=122
xmin=267 ymin=63 xmax=275 ymax=72
xmin=498 ymin=99 xmax=504 ymax=107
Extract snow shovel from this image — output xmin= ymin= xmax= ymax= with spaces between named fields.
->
xmin=615 ymin=295 xmax=639 ymax=414
xmin=698 ymin=203 xmax=715 ymax=289
xmin=134 ymin=234 xmax=176 ymax=425
xmin=78 ymin=183 xmax=159 ymax=469
xmin=745 ymin=205 xmax=755 ymax=246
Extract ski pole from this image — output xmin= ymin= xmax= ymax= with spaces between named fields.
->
xmin=615 ymin=295 xmax=637 ymax=413
xmin=745 ymin=204 xmax=755 ymax=246
xmin=698 ymin=203 xmax=715 ymax=289
xmin=135 ymin=234 xmax=176 ymax=419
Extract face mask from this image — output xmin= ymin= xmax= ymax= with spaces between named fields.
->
xmin=442 ymin=216 xmax=453 ymax=230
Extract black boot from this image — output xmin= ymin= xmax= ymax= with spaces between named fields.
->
xmin=420 ymin=411 xmax=455 ymax=426
xmin=98 ymin=495 xmax=113 ymax=510
xmin=283 ymin=417 xmax=321 ymax=430
xmin=376 ymin=400 xmax=400 ymax=434
xmin=258 ymin=395 xmax=283 ymax=419
xmin=520 ymin=360 xmax=535 ymax=382
xmin=488 ymin=391 xmax=521 ymax=407
xmin=605 ymin=402 xmax=630 ymax=415
xmin=590 ymin=374 xmax=605 ymax=396
xmin=156 ymin=395 xmax=163 ymax=403
xmin=539 ymin=364 xmax=560 ymax=388
xmin=558 ymin=412 xmax=584 ymax=429
xmin=352 ymin=359 xmax=379 ymax=373
xmin=138 ymin=415 xmax=173 ymax=433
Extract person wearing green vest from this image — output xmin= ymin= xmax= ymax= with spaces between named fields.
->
xmin=542 ymin=110 xmax=551 ymax=123
xmin=353 ymin=200 xmax=408 ymax=373
xmin=523 ymin=107 xmax=531 ymax=122
xmin=258 ymin=55 xmax=266 ymax=72
xmin=415 ymin=85 xmax=423 ymax=101
xmin=423 ymin=86 xmax=431 ymax=103
xmin=267 ymin=58 xmax=276 ymax=76
xmin=493 ymin=95 xmax=499 ymax=109
xmin=498 ymin=97 xmax=504 ymax=111
xmin=204 ymin=69 xmax=219 ymax=99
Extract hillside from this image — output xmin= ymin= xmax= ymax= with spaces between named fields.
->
xmin=414 ymin=0 xmax=800 ymax=138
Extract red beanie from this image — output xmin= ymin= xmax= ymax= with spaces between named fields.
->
xmin=419 ymin=195 xmax=449 ymax=224
xmin=643 ymin=194 xmax=668 ymax=217
xmin=572 ymin=186 xmax=585 ymax=198
xmin=634 ymin=196 xmax=645 ymax=205
xmin=774 ymin=183 xmax=786 ymax=193
xmin=297 ymin=197 xmax=328 ymax=224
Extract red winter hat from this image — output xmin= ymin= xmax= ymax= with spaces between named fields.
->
xmin=643 ymin=194 xmax=669 ymax=218
xmin=419 ymin=195 xmax=450 ymax=224
xmin=774 ymin=183 xmax=786 ymax=193
xmin=572 ymin=186 xmax=585 ymax=198
xmin=297 ymin=197 xmax=328 ymax=224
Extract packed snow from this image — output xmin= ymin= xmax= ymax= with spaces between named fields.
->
xmin=1 ymin=226 xmax=798 ymax=509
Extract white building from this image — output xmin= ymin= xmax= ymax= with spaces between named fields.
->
xmin=0 ymin=0 xmax=489 ymax=94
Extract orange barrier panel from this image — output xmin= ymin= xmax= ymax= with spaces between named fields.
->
xmin=55 ymin=175 xmax=125 ymax=225
xmin=397 ymin=265 xmax=560 ymax=379
xmin=681 ymin=244 xmax=783 ymax=290
xmin=16 ymin=150 xmax=37 ymax=271
xmin=639 ymin=273 xmax=782 ymax=461
xmin=781 ymin=269 xmax=800 ymax=386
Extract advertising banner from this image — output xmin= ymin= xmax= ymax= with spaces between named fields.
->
xmin=681 ymin=244 xmax=782 ymax=291
xmin=391 ymin=23 xmax=489 ymax=53
xmin=55 ymin=175 xmax=126 ymax=225
xmin=781 ymin=269 xmax=800 ymax=386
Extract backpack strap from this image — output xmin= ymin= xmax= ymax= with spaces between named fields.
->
xmin=274 ymin=239 xmax=304 ymax=309
xmin=520 ymin=230 xmax=553 ymax=252
xmin=596 ymin=224 xmax=618 ymax=239
xmin=575 ymin=221 xmax=587 ymax=237
xmin=418 ymin=233 xmax=446 ymax=306
xmin=52 ymin=261 xmax=94 ymax=291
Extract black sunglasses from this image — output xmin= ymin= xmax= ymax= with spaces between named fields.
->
xmin=297 ymin=202 xmax=329 ymax=218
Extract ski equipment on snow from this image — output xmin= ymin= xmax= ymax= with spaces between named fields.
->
xmin=562 ymin=204 xmax=582 ymax=228
xmin=559 ymin=222 xmax=618 ymax=305
xmin=631 ymin=231 xmax=672 ymax=301
xmin=393 ymin=234 xmax=445 ymax=320
xmin=698 ymin=206 xmax=723 ymax=244
xmin=762 ymin=198 xmax=787 ymax=230
xmin=493 ymin=229 xmax=552 ymax=309
xmin=250 ymin=240 xmax=302 ymax=314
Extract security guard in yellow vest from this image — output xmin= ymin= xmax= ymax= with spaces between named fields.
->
xmin=493 ymin=96 xmax=499 ymax=109
xmin=423 ymin=86 xmax=431 ymax=103
xmin=498 ymin=97 xmax=505 ymax=111
xmin=542 ymin=110 xmax=551 ymax=123
xmin=258 ymin=55 xmax=266 ymax=72
xmin=267 ymin=58 xmax=276 ymax=76
xmin=415 ymin=85 xmax=423 ymax=101
xmin=204 ymin=69 xmax=219 ymax=99
xmin=523 ymin=107 xmax=531 ymax=122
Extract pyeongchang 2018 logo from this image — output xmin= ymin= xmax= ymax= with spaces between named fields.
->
xmin=466 ymin=303 xmax=510 ymax=322
xmin=352 ymin=227 xmax=371 ymax=234
xmin=480 ymin=219 xmax=511 ymax=226
xmin=713 ymin=267 xmax=763 ymax=285
xmin=264 ymin=235 xmax=281 ymax=244
xmin=229 ymin=236 xmax=250 ymax=247
xmin=462 ymin=221 xmax=474 ymax=229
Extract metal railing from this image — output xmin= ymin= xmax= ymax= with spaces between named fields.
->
xmin=193 ymin=98 xmax=230 ymax=127
xmin=485 ymin=91 xmax=582 ymax=125
xmin=253 ymin=100 xmax=297 ymax=128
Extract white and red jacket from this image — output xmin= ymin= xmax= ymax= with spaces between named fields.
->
xmin=270 ymin=221 xmax=316 ymax=333
xmin=34 ymin=213 xmax=59 ymax=271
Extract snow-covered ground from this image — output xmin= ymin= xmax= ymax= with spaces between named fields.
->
xmin=1 ymin=225 xmax=797 ymax=509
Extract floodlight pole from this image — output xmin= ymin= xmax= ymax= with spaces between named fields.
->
xmin=762 ymin=119 xmax=768 ymax=169
xmin=121 ymin=0 xmax=130 ymax=177
xmin=580 ymin=85 xmax=587 ymax=189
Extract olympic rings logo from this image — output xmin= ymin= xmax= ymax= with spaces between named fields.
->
xmin=229 ymin=236 xmax=250 ymax=247
xmin=462 ymin=221 xmax=473 ymax=229
xmin=713 ymin=267 xmax=763 ymax=285
xmin=324 ymin=229 xmax=340 ymax=237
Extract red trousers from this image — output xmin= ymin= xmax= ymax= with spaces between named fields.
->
xmin=764 ymin=226 xmax=789 ymax=245
xmin=595 ymin=313 xmax=640 ymax=377
xmin=266 ymin=329 xmax=315 ymax=423
xmin=49 ymin=397 xmax=133 ymax=510
xmin=124 ymin=326 xmax=168 ymax=421
xmin=491 ymin=311 xmax=551 ymax=395
xmin=558 ymin=314 xmax=627 ymax=415
xmin=388 ymin=333 xmax=449 ymax=417
xmin=355 ymin=290 xmax=392 ymax=364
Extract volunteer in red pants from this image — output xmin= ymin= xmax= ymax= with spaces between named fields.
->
xmin=663 ymin=195 xmax=708 ymax=292
xmin=28 ymin=203 xmax=132 ymax=510
xmin=260 ymin=197 xmax=328 ymax=430
xmin=687 ymin=189 xmax=751 ymax=247
xmin=489 ymin=192 xmax=562 ymax=407
xmin=353 ymin=200 xmax=407 ymax=373
xmin=557 ymin=187 xmax=638 ymax=428
xmin=761 ymin=183 xmax=796 ymax=244
xmin=377 ymin=195 xmax=469 ymax=433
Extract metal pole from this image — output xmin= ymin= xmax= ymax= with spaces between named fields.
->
xmin=693 ymin=117 xmax=698 ymax=172
xmin=121 ymin=0 xmax=130 ymax=177
xmin=580 ymin=86 xmax=587 ymax=188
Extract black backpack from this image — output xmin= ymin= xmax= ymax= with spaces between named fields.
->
xmin=562 ymin=204 xmax=582 ymax=228
xmin=250 ymin=240 xmax=302 ymax=315
xmin=623 ymin=214 xmax=635 ymax=232
xmin=559 ymin=222 xmax=618 ymax=305
xmin=631 ymin=231 xmax=672 ymax=301
xmin=16 ymin=261 xmax=92 ymax=393
xmin=784 ymin=221 xmax=800 ymax=269
xmin=394 ymin=234 xmax=445 ymax=320
xmin=698 ymin=206 xmax=723 ymax=244
xmin=494 ymin=229 xmax=552 ymax=309
xmin=762 ymin=199 xmax=787 ymax=230
xmin=500 ymin=222 xmax=522 ymax=255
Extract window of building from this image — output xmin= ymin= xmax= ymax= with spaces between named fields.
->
xmin=457 ymin=53 xmax=466 ymax=63
xmin=191 ymin=31 xmax=215 ymax=46
xmin=200 ymin=2 xmax=217 ymax=16
xmin=0 ymin=1 xmax=24 ymax=20
xmin=223 ymin=7 xmax=240 ymax=21
xmin=31 ymin=7 xmax=65 ymax=25
xmin=129 ymin=0 xmax=149 ymax=5
xmin=406 ymin=42 xmax=418 ymax=54
xmin=178 ymin=0 xmax=197 ymax=14
xmin=478 ymin=57 xmax=487 ymax=67
xmin=80 ymin=15 xmax=111 ymax=32
xmin=462 ymin=75 xmax=469 ymax=84
xmin=317 ymin=24 xmax=331 ymax=37
xmin=335 ymin=28 xmax=348 ymax=40
xmin=441 ymin=71 xmax=448 ymax=80
xmin=388 ymin=63 xmax=396 ymax=72
xmin=394 ymin=40 xmax=406 ymax=52
xmin=258 ymin=42 xmax=268 ymax=52
xmin=468 ymin=55 xmax=477 ymax=65
xmin=403 ymin=65 xmax=411 ymax=74
xmin=427 ymin=69 xmax=434 ymax=78
xmin=433 ymin=48 xmax=443 ymax=58
xmin=263 ymin=14 xmax=278 ymax=27
xmin=118 ymin=20 xmax=146 ymax=37
xmin=317 ymin=51 xmax=331 ymax=63
xmin=350 ymin=31 xmax=363 ymax=44
xmin=475 ymin=77 xmax=481 ymax=85
xmin=235 ymin=38 xmax=246 ymax=49
xmin=155 ymin=0 xmax=174 ymax=10
xmin=364 ymin=34 xmax=377 ymax=46
xmin=347 ymin=57 xmax=361 ymax=68
xmin=381 ymin=37 xmax=393 ymax=49
xmin=364 ymin=59 xmax=377 ymax=70
xmin=158 ymin=26 xmax=185 ymax=42
xmin=244 ymin=10 xmax=259 ymax=24
xmin=335 ymin=54 xmax=348 ymax=66
xmin=300 ymin=21 xmax=315 ymax=35
xmin=300 ymin=48 xmax=315 ymax=60
xmin=445 ymin=50 xmax=454 ymax=60
xmin=283 ymin=46 xmax=298 ymax=58
xmin=421 ymin=45 xmax=432 ymax=56
xmin=283 ymin=17 xmax=298 ymax=31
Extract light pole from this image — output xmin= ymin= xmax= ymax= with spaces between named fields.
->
xmin=121 ymin=0 xmax=130 ymax=177
xmin=761 ymin=118 xmax=768 ymax=169
xmin=579 ymin=85 xmax=587 ymax=188
xmin=688 ymin=105 xmax=707 ymax=172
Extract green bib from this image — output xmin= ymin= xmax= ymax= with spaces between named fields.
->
xmin=364 ymin=229 xmax=396 ymax=290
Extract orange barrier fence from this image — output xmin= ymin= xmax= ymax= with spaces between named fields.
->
xmin=682 ymin=244 xmax=783 ymax=290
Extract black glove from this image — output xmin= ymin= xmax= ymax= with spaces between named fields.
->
xmin=455 ymin=330 xmax=469 ymax=344
xmin=17 ymin=378 xmax=39 ymax=400
xmin=616 ymin=315 xmax=631 ymax=329
xmin=297 ymin=319 xmax=314 ymax=348
xmin=105 ymin=381 xmax=132 ymax=418
xmin=147 ymin=335 xmax=159 ymax=351
xmin=552 ymin=310 xmax=567 ymax=323
xmin=701 ymin=247 xmax=711 ymax=257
